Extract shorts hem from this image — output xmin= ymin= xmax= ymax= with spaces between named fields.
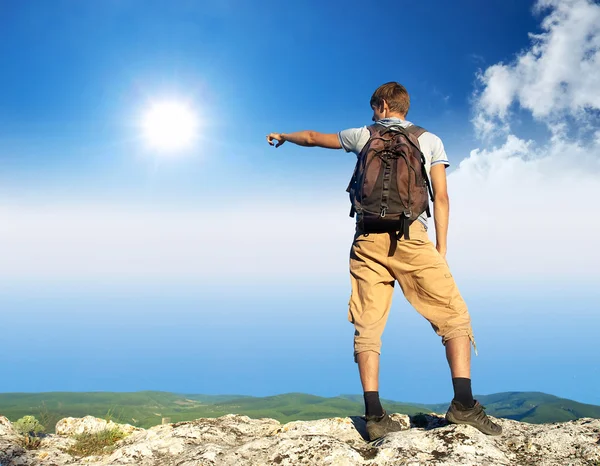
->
xmin=441 ymin=330 xmax=478 ymax=356
xmin=353 ymin=347 xmax=381 ymax=363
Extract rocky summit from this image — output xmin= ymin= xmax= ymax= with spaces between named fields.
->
xmin=1 ymin=412 xmax=599 ymax=465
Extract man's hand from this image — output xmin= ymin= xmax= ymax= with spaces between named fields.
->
xmin=266 ymin=133 xmax=286 ymax=148
xmin=436 ymin=245 xmax=448 ymax=265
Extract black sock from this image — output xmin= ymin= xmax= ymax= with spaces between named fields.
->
xmin=452 ymin=378 xmax=475 ymax=409
xmin=364 ymin=391 xmax=384 ymax=418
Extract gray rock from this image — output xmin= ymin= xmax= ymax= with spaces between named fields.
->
xmin=0 ymin=413 xmax=598 ymax=465
xmin=56 ymin=416 xmax=140 ymax=437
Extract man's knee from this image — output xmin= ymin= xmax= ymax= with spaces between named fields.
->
xmin=353 ymin=346 xmax=381 ymax=364
xmin=442 ymin=329 xmax=477 ymax=355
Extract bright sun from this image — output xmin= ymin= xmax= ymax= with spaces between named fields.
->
xmin=142 ymin=101 xmax=199 ymax=152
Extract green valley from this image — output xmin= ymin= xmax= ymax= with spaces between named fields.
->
xmin=1 ymin=391 xmax=598 ymax=433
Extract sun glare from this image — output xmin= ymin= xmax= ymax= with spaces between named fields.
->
xmin=142 ymin=101 xmax=199 ymax=152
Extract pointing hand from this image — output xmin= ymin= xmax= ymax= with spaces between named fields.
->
xmin=266 ymin=133 xmax=286 ymax=148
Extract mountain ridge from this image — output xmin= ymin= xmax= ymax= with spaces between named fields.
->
xmin=1 ymin=391 xmax=598 ymax=433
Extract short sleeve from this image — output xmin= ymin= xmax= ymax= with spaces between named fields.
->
xmin=418 ymin=132 xmax=450 ymax=168
xmin=338 ymin=127 xmax=371 ymax=155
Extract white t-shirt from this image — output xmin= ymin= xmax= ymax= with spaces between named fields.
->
xmin=338 ymin=118 xmax=449 ymax=227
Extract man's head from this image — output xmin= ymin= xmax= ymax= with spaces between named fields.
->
xmin=370 ymin=82 xmax=410 ymax=122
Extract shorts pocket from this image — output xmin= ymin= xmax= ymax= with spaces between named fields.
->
xmin=353 ymin=232 xmax=376 ymax=244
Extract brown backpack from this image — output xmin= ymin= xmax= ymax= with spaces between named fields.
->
xmin=346 ymin=124 xmax=434 ymax=240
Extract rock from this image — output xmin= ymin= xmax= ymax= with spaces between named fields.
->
xmin=0 ymin=416 xmax=15 ymax=434
xmin=100 ymin=414 xmax=281 ymax=465
xmin=0 ymin=413 xmax=598 ymax=465
xmin=0 ymin=416 xmax=24 ymax=466
xmin=55 ymin=416 xmax=140 ymax=436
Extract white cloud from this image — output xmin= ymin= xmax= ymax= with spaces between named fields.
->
xmin=446 ymin=136 xmax=600 ymax=282
xmin=475 ymin=0 xmax=600 ymax=138
xmin=451 ymin=0 xmax=600 ymax=285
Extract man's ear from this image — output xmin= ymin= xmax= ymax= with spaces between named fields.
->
xmin=379 ymin=100 xmax=387 ymax=115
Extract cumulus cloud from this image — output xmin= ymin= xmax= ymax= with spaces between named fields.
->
xmin=450 ymin=0 xmax=600 ymax=285
xmin=447 ymin=136 xmax=600 ymax=282
xmin=474 ymin=0 xmax=600 ymax=138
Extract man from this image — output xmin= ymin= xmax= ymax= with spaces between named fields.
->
xmin=266 ymin=82 xmax=501 ymax=440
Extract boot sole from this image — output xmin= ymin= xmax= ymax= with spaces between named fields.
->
xmin=367 ymin=425 xmax=391 ymax=441
xmin=366 ymin=421 xmax=405 ymax=441
xmin=445 ymin=411 xmax=502 ymax=436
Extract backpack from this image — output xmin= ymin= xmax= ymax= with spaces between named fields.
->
xmin=346 ymin=124 xmax=434 ymax=240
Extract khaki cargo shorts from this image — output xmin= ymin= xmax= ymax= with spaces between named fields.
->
xmin=348 ymin=220 xmax=475 ymax=362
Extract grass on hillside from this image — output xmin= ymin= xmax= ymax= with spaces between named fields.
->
xmin=66 ymin=428 xmax=127 ymax=458
xmin=1 ymin=391 xmax=599 ymax=431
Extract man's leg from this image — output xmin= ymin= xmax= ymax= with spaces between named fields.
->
xmin=357 ymin=350 xmax=383 ymax=418
xmin=349 ymin=232 xmax=393 ymax=419
xmin=444 ymin=335 xmax=501 ymax=435
xmin=356 ymin=349 xmax=406 ymax=440
xmin=390 ymin=221 xmax=501 ymax=435
xmin=446 ymin=336 xmax=475 ymax=408
xmin=349 ymin=232 xmax=406 ymax=440
xmin=357 ymin=350 xmax=380 ymax=391
xmin=446 ymin=336 xmax=470 ymax=378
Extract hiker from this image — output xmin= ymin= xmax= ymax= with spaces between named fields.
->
xmin=266 ymin=82 xmax=501 ymax=441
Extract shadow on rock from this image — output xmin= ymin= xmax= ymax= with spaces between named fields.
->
xmin=349 ymin=416 xmax=370 ymax=441
xmin=410 ymin=413 xmax=449 ymax=430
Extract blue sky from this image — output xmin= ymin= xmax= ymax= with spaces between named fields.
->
xmin=1 ymin=0 xmax=599 ymax=406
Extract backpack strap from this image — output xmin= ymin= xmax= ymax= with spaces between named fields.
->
xmin=403 ymin=216 xmax=411 ymax=240
xmin=405 ymin=124 xmax=435 ymax=208
xmin=389 ymin=217 xmax=411 ymax=256
xmin=366 ymin=123 xmax=386 ymax=140
xmin=346 ymin=124 xmax=385 ymax=217
xmin=405 ymin=124 xmax=427 ymax=139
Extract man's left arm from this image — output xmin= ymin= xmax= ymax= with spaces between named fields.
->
xmin=430 ymin=164 xmax=450 ymax=259
xmin=266 ymin=131 xmax=342 ymax=149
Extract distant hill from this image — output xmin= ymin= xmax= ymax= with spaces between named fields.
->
xmin=425 ymin=391 xmax=600 ymax=424
xmin=460 ymin=392 xmax=600 ymax=424
xmin=0 ymin=391 xmax=598 ymax=433
xmin=0 ymin=391 xmax=248 ymax=432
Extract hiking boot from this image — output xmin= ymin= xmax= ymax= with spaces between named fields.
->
xmin=366 ymin=412 xmax=405 ymax=441
xmin=445 ymin=400 xmax=502 ymax=436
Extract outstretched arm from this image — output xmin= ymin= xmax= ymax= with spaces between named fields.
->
xmin=430 ymin=164 xmax=450 ymax=259
xmin=266 ymin=131 xmax=342 ymax=149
